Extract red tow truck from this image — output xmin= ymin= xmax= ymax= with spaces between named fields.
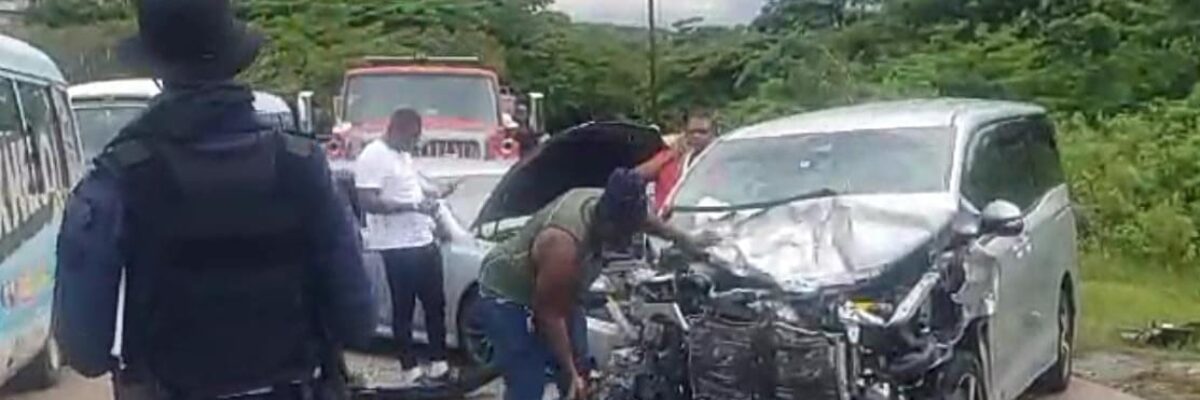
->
xmin=326 ymin=55 xmax=543 ymax=161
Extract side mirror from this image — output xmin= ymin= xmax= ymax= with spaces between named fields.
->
xmin=981 ymin=200 xmax=1024 ymax=236
xmin=332 ymin=95 xmax=344 ymax=121
xmin=528 ymin=92 xmax=545 ymax=134
xmin=295 ymin=91 xmax=315 ymax=136
xmin=313 ymin=108 xmax=334 ymax=142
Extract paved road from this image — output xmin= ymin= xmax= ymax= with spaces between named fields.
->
xmin=2 ymin=373 xmax=1141 ymax=400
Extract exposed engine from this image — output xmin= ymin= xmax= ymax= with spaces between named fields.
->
xmin=591 ymin=225 xmax=997 ymax=400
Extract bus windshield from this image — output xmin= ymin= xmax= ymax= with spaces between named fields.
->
xmin=74 ymin=105 xmax=146 ymax=160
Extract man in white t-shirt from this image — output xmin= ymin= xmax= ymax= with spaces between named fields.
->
xmin=353 ymin=108 xmax=450 ymax=385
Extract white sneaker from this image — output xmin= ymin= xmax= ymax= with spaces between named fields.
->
xmin=396 ymin=366 xmax=425 ymax=387
xmin=424 ymin=360 xmax=450 ymax=380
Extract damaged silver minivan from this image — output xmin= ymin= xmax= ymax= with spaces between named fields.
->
xmin=603 ymin=99 xmax=1079 ymax=400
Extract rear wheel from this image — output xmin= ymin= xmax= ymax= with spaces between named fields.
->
xmin=9 ymin=338 xmax=62 ymax=390
xmin=1034 ymin=287 xmax=1074 ymax=393
xmin=457 ymin=290 xmax=494 ymax=367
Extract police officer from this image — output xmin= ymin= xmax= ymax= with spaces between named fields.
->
xmin=54 ymin=0 xmax=375 ymax=399
xmin=477 ymin=169 xmax=712 ymax=400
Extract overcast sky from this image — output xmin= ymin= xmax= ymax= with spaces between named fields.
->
xmin=551 ymin=0 xmax=765 ymax=26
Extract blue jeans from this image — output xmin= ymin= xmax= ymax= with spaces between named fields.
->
xmin=479 ymin=292 xmax=590 ymax=400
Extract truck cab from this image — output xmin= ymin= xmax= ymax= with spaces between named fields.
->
xmin=328 ymin=56 xmax=536 ymax=161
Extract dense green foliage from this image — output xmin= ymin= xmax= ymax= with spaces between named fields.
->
xmin=16 ymin=0 xmax=1200 ymax=274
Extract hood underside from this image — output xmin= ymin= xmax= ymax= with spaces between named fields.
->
xmin=473 ymin=121 xmax=665 ymax=227
xmin=684 ymin=193 xmax=958 ymax=293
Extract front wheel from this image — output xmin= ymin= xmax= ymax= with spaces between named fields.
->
xmin=1034 ymin=287 xmax=1075 ymax=393
xmin=456 ymin=290 xmax=494 ymax=368
xmin=936 ymin=351 xmax=988 ymax=400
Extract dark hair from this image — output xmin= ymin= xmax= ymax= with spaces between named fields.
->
xmin=597 ymin=168 xmax=648 ymax=232
xmin=391 ymin=108 xmax=424 ymax=136
xmin=685 ymin=108 xmax=717 ymax=124
xmin=390 ymin=108 xmax=422 ymax=128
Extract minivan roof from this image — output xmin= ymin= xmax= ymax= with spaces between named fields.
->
xmin=0 ymin=34 xmax=66 ymax=84
xmin=69 ymin=78 xmax=293 ymax=114
xmin=727 ymin=98 xmax=1046 ymax=140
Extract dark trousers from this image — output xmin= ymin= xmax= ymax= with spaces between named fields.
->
xmin=381 ymin=244 xmax=446 ymax=369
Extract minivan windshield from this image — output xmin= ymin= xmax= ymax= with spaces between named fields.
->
xmin=672 ymin=127 xmax=955 ymax=209
xmin=344 ymin=74 xmax=499 ymax=126
xmin=74 ymin=104 xmax=145 ymax=160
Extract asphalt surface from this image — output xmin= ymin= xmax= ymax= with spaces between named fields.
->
xmin=2 ymin=372 xmax=1142 ymax=400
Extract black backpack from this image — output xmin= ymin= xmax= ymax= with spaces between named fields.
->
xmin=104 ymin=127 xmax=326 ymax=397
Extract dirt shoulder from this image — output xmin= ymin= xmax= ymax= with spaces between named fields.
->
xmin=1075 ymin=349 xmax=1200 ymax=400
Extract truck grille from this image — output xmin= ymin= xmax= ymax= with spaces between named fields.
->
xmin=689 ymin=316 xmax=846 ymax=400
xmin=419 ymin=140 xmax=482 ymax=159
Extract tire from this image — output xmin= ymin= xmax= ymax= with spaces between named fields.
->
xmin=456 ymin=290 xmax=494 ymax=367
xmin=937 ymin=350 xmax=988 ymax=400
xmin=9 ymin=338 xmax=62 ymax=391
xmin=1034 ymin=287 xmax=1074 ymax=393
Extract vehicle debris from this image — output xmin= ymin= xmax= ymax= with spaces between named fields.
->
xmin=1121 ymin=321 xmax=1200 ymax=349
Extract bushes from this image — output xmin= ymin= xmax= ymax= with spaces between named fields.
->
xmin=1059 ymin=103 xmax=1200 ymax=273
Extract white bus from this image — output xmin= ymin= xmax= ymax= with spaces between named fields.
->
xmin=0 ymin=33 xmax=85 ymax=389
xmin=70 ymin=78 xmax=295 ymax=161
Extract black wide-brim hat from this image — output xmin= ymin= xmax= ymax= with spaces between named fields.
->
xmin=118 ymin=0 xmax=265 ymax=81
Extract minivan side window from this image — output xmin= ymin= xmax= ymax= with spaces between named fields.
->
xmin=963 ymin=122 xmax=1039 ymax=211
xmin=1026 ymin=118 xmax=1066 ymax=197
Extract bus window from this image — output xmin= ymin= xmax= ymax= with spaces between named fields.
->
xmin=51 ymin=88 xmax=82 ymax=184
xmin=0 ymin=78 xmax=17 ymax=235
xmin=17 ymin=82 xmax=56 ymax=195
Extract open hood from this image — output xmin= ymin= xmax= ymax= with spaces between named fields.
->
xmin=473 ymin=121 xmax=664 ymax=228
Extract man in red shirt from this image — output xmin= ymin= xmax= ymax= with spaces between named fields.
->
xmin=638 ymin=110 xmax=717 ymax=214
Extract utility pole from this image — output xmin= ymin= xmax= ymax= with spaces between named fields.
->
xmin=647 ymin=0 xmax=658 ymax=122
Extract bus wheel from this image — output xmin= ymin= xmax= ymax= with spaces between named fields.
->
xmin=10 ymin=338 xmax=62 ymax=390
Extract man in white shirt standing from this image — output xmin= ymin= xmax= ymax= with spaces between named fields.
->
xmin=353 ymin=108 xmax=450 ymax=385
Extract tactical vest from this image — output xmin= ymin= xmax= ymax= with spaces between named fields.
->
xmin=104 ymin=128 xmax=325 ymax=397
xmin=479 ymin=188 xmax=605 ymax=306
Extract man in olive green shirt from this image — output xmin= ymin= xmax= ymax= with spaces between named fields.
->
xmin=477 ymin=169 xmax=708 ymax=400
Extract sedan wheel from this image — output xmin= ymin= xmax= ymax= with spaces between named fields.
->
xmin=458 ymin=292 xmax=495 ymax=367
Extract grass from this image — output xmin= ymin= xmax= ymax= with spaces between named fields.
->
xmin=1076 ymin=252 xmax=1200 ymax=353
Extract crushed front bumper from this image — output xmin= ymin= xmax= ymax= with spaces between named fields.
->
xmin=689 ymin=316 xmax=849 ymax=400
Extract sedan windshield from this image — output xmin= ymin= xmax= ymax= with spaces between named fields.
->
xmin=345 ymin=74 xmax=499 ymax=126
xmin=672 ymin=127 xmax=954 ymax=209
xmin=74 ymin=105 xmax=146 ymax=160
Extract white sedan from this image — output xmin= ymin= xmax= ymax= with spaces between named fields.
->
xmin=333 ymin=157 xmax=624 ymax=369
xmin=334 ymin=121 xmax=665 ymax=369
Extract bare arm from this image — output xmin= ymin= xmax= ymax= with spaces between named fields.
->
xmin=643 ymin=213 xmax=717 ymax=257
xmin=355 ymin=188 xmax=421 ymax=214
xmin=635 ymin=149 xmax=679 ymax=180
xmin=530 ymin=228 xmax=584 ymax=379
xmin=643 ymin=212 xmax=688 ymax=243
